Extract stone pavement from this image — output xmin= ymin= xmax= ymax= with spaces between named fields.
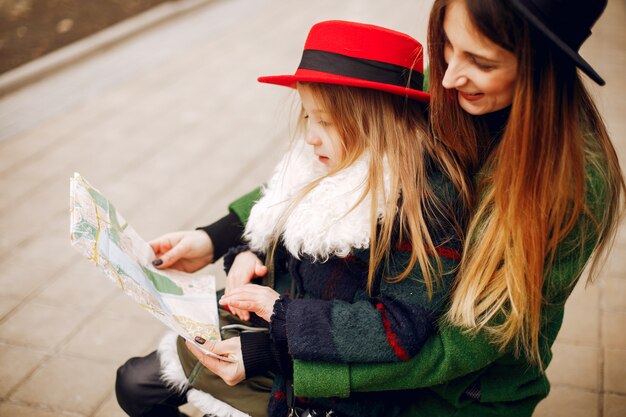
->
xmin=0 ymin=0 xmax=624 ymax=416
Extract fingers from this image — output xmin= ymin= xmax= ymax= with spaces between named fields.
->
xmin=225 ymin=253 xmax=268 ymax=319
xmin=220 ymin=298 xmax=256 ymax=311
xmin=149 ymin=231 xmax=182 ymax=249
xmin=149 ymin=239 xmax=171 ymax=257
xmin=220 ymin=290 xmax=268 ymax=306
xmin=227 ymin=251 xmax=266 ymax=287
xmin=186 ymin=341 xmax=212 ymax=366
xmin=224 ymin=300 xmax=272 ymax=322
xmin=154 ymin=240 xmax=187 ymax=269
xmin=225 ymin=274 xmax=249 ymax=321
xmin=254 ymin=260 xmax=268 ymax=277
xmin=223 ymin=284 xmax=278 ymax=299
xmin=220 ymin=284 xmax=279 ymax=322
xmin=185 ymin=342 xmax=227 ymax=379
xmin=184 ymin=339 xmax=245 ymax=386
xmin=229 ymin=306 xmax=250 ymax=322
xmin=211 ymin=337 xmax=241 ymax=355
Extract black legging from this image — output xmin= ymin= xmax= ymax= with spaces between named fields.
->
xmin=116 ymin=350 xmax=189 ymax=417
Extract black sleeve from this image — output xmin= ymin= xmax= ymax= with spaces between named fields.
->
xmin=241 ymin=296 xmax=294 ymax=378
xmin=240 ymin=332 xmax=287 ymax=378
xmin=196 ymin=212 xmax=245 ymax=260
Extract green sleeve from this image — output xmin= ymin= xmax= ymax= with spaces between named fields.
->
xmin=293 ymin=322 xmax=501 ymax=397
xmin=227 ymin=187 xmax=263 ymax=225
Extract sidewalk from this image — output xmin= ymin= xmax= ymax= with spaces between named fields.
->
xmin=0 ymin=0 xmax=624 ymax=416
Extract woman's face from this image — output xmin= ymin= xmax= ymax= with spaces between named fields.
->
xmin=298 ymin=85 xmax=344 ymax=169
xmin=441 ymin=0 xmax=518 ymax=115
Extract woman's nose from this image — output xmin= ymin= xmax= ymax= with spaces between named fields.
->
xmin=441 ymin=60 xmax=468 ymax=90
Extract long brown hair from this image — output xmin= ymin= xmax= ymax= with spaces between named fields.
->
xmin=267 ymin=83 xmax=451 ymax=296
xmin=428 ymin=0 xmax=625 ymax=366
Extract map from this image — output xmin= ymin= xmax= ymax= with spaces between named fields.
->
xmin=69 ymin=173 xmax=227 ymax=360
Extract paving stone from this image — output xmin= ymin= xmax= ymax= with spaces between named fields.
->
xmin=180 ymin=402 xmax=206 ymax=417
xmin=10 ymin=355 xmax=114 ymax=415
xmin=61 ymin=310 xmax=165 ymax=363
xmin=605 ymin=348 xmax=626 ymax=394
xmin=93 ymin=391 xmax=133 ymax=417
xmin=602 ymin=242 xmax=626 ymax=279
xmin=0 ymin=302 xmax=86 ymax=350
xmin=604 ymin=393 xmax=626 ymax=417
xmin=0 ymin=225 xmax=76 ymax=271
xmin=547 ymin=343 xmax=600 ymax=391
xmin=604 ymin=277 xmax=626 ymax=311
xmin=602 ymin=311 xmax=626 ymax=349
xmin=0 ymin=344 xmax=47 ymax=397
xmin=0 ymin=402 xmax=72 ymax=417
xmin=534 ymin=386 xmax=598 ymax=417
xmin=0 ymin=296 xmax=20 ymax=321
xmin=557 ymin=278 xmax=600 ymax=346
xmin=0 ymin=258 xmax=53 ymax=299
xmin=33 ymin=262 xmax=116 ymax=310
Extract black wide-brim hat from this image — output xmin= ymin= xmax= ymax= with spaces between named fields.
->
xmin=508 ymin=0 xmax=607 ymax=85
xmin=258 ymin=20 xmax=430 ymax=102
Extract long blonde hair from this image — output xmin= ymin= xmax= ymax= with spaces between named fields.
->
xmin=267 ymin=83 xmax=454 ymax=296
xmin=428 ymin=0 xmax=625 ymax=366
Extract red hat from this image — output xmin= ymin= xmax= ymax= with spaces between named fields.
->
xmin=258 ymin=20 xmax=429 ymax=103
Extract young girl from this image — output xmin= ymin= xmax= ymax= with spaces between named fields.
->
xmin=117 ymin=20 xmax=463 ymax=417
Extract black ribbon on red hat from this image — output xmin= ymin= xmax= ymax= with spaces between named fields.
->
xmin=298 ymin=49 xmax=423 ymax=92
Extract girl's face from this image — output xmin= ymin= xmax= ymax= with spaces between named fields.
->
xmin=441 ymin=0 xmax=518 ymax=115
xmin=298 ymin=85 xmax=344 ymax=169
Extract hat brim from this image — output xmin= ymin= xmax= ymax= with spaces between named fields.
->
xmin=258 ymin=69 xmax=430 ymax=103
xmin=508 ymin=0 xmax=605 ymax=85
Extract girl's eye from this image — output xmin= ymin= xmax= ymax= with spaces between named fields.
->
xmin=318 ymin=120 xmax=331 ymax=127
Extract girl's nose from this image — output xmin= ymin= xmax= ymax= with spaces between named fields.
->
xmin=305 ymin=129 xmax=321 ymax=146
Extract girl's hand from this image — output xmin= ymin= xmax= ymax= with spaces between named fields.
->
xmin=149 ymin=230 xmax=214 ymax=272
xmin=185 ymin=338 xmax=245 ymax=386
xmin=225 ymin=251 xmax=268 ymax=321
xmin=220 ymin=284 xmax=280 ymax=322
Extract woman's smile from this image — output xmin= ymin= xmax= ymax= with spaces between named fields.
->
xmin=458 ymin=90 xmax=484 ymax=102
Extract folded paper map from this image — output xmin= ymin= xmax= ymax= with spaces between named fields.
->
xmin=69 ymin=173 xmax=228 ymax=360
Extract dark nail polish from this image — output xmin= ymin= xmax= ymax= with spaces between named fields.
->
xmin=152 ymin=259 xmax=163 ymax=266
xmin=194 ymin=336 xmax=206 ymax=345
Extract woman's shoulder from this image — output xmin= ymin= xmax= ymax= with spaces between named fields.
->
xmin=543 ymin=156 xmax=611 ymax=299
xmin=583 ymin=152 xmax=612 ymax=217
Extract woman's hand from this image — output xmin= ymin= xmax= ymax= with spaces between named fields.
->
xmin=220 ymin=284 xmax=280 ymax=322
xmin=225 ymin=251 xmax=268 ymax=321
xmin=185 ymin=338 xmax=245 ymax=386
xmin=149 ymin=230 xmax=214 ymax=272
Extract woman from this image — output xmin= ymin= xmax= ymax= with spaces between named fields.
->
xmin=122 ymin=0 xmax=624 ymax=416
xmin=282 ymin=1 xmax=623 ymax=416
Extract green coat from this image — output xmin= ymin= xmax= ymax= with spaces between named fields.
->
xmin=226 ymin=162 xmax=606 ymax=417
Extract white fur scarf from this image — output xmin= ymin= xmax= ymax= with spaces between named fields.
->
xmin=244 ymin=139 xmax=391 ymax=260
